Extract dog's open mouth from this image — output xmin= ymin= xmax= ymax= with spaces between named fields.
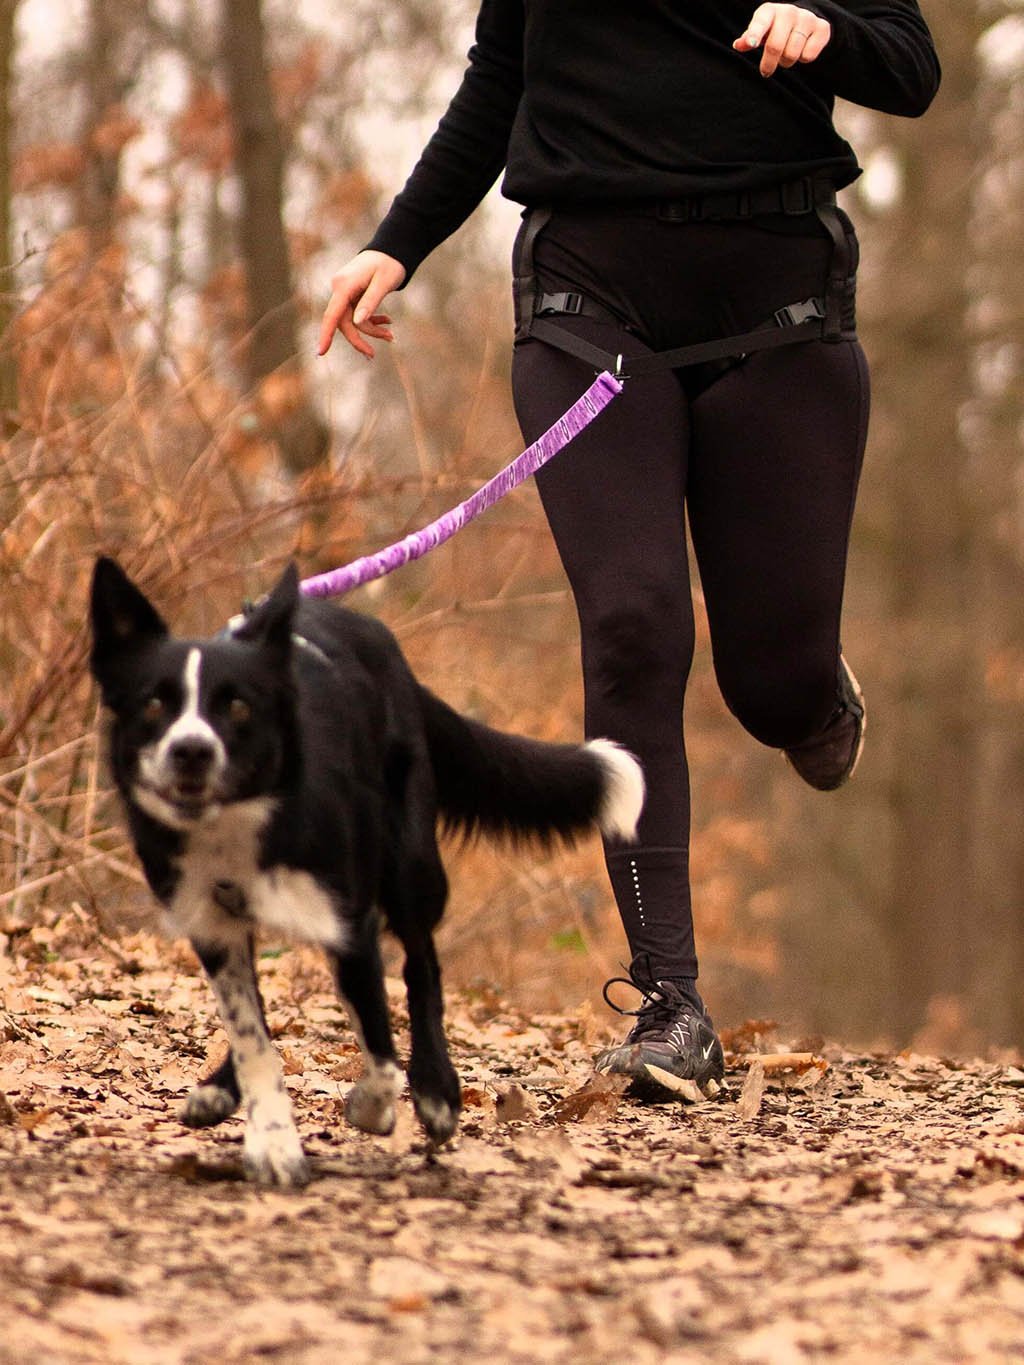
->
xmin=170 ymin=782 xmax=215 ymax=818
xmin=134 ymin=777 xmax=221 ymax=825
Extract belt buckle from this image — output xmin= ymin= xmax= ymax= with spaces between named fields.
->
xmin=536 ymin=291 xmax=585 ymax=317
xmin=774 ymin=297 xmax=826 ymax=328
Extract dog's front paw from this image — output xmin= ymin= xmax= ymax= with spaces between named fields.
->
xmin=344 ymin=1064 xmax=401 ymax=1136
xmin=412 ymin=1093 xmax=459 ymax=1146
xmin=243 ymin=1125 xmax=311 ymax=1188
xmin=180 ymin=1083 xmax=239 ymax=1129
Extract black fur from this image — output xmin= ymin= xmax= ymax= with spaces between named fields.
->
xmin=89 ymin=556 xmax=643 ymax=1185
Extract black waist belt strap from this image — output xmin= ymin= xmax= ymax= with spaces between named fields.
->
xmin=530 ymin=299 xmax=828 ymax=378
xmin=516 ymin=178 xmax=854 ymax=379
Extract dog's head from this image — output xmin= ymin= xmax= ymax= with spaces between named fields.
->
xmin=90 ymin=558 xmax=300 ymax=830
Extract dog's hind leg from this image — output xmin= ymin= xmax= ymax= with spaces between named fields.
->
xmin=180 ymin=1051 xmax=241 ymax=1129
xmin=328 ymin=923 xmax=403 ymax=1137
xmin=192 ymin=935 xmax=309 ymax=1188
xmin=384 ymin=840 xmax=461 ymax=1145
xmin=400 ymin=923 xmax=462 ymax=1145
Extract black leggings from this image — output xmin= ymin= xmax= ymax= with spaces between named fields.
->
xmin=511 ymin=206 xmax=870 ymax=981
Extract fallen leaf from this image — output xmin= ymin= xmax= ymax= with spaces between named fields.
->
xmin=728 ymin=1052 xmax=827 ymax=1076
xmin=496 ymin=1083 xmax=538 ymax=1123
xmin=280 ymin=1048 xmax=305 ymax=1076
xmin=513 ymin=1128 xmax=586 ymax=1181
xmin=461 ymin=1085 xmax=493 ymax=1108
xmin=736 ymin=1060 xmax=766 ymax=1121
xmin=16 ymin=1106 xmax=56 ymax=1132
xmin=861 ymin=1074 xmax=905 ymax=1102
xmin=642 ymin=1065 xmax=705 ymax=1103
xmin=962 ymin=1209 xmax=1024 ymax=1241
xmin=551 ymin=1087 xmax=621 ymax=1123
xmin=388 ymin=1293 xmax=428 ymax=1314
xmin=446 ymin=1137 xmax=517 ymax=1176
xmin=367 ymin=1256 xmax=449 ymax=1301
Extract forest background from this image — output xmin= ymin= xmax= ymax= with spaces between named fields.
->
xmin=0 ymin=0 xmax=1021 ymax=1055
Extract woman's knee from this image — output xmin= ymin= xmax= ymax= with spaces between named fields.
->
xmin=582 ymin=595 xmax=694 ymax=710
xmin=718 ymin=659 xmax=837 ymax=750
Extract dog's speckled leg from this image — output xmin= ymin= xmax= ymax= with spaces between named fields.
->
xmin=192 ymin=937 xmax=310 ymax=1188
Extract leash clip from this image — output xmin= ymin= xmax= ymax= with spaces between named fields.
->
xmin=612 ymin=353 xmax=629 ymax=383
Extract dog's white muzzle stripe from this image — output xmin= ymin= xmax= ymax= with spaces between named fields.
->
xmin=138 ymin=648 xmax=227 ymax=799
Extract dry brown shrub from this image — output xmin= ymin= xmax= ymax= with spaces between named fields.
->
xmin=0 ymin=256 xmax=356 ymax=939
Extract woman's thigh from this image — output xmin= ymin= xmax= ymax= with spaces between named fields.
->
xmin=512 ymin=321 xmax=694 ymax=657
xmin=687 ymin=338 xmax=870 ymax=746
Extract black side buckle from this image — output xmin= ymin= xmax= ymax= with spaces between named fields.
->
xmin=536 ymin=291 xmax=585 ymax=317
xmin=780 ymin=178 xmax=814 ymax=215
xmin=774 ymin=297 xmax=826 ymax=329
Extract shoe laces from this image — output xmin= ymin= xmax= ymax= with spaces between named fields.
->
xmin=602 ymin=954 xmax=699 ymax=1045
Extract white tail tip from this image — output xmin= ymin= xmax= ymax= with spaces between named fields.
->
xmin=586 ymin=739 xmax=645 ymax=842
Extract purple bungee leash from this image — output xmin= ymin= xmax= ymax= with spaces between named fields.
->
xmin=300 ymin=370 xmax=622 ymax=601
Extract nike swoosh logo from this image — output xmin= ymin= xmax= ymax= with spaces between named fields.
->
xmin=702 ymin=1041 xmax=716 ymax=1059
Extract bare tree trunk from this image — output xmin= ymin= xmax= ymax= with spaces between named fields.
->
xmin=0 ymin=0 xmax=18 ymax=420
xmin=964 ymin=39 xmax=1024 ymax=1043
xmin=872 ymin=8 xmax=985 ymax=1042
xmin=221 ymin=0 xmax=329 ymax=473
xmin=79 ymin=0 xmax=125 ymax=248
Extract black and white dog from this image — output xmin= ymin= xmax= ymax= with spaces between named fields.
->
xmin=89 ymin=557 xmax=643 ymax=1186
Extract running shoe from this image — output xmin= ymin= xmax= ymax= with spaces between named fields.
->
xmin=784 ymin=654 xmax=866 ymax=792
xmin=594 ymin=955 xmax=724 ymax=1101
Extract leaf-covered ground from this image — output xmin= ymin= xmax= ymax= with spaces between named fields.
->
xmin=3 ymin=918 xmax=1024 ymax=1364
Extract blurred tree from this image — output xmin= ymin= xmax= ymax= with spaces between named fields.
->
xmin=797 ymin=2 xmax=1024 ymax=1047
xmin=0 ymin=0 xmax=16 ymax=420
xmin=221 ymin=0 xmax=329 ymax=473
xmin=963 ymin=13 xmax=1024 ymax=1041
xmin=78 ymin=0 xmax=136 ymax=248
xmin=871 ymin=6 xmax=986 ymax=1041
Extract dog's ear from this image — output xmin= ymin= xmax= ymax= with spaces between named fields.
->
xmin=233 ymin=562 xmax=299 ymax=663
xmin=90 ymin=558 xmax=169 ymax=690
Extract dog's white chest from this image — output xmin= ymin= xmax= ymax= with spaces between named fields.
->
xmin=167 ymin=799 xmax=346 ymax=950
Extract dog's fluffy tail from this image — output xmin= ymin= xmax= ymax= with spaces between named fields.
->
xmin=416 ymin=686 xmax=644 ymax=846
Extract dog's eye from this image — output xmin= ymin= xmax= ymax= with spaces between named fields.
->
xmin=229 ymin=697 xmax=252 ymax=725
xmin=143 ymin=697 xmax=165 ymax=722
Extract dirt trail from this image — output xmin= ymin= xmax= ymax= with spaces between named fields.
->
xmin=3 ymin=923 xmax=1024 ymax=1364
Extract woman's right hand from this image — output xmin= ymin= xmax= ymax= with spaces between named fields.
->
xmin=317 ymin=250 xmax=407 ymax=359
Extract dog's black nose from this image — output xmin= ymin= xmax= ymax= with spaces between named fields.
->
xmin=170 ymin=737 xmax=216 ymax=777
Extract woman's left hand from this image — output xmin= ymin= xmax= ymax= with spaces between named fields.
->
xmin=733 ymin=4 xmax=832 ymax=77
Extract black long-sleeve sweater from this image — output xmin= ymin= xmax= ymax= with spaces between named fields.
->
xmin=368 ymin=0 xmax=940 ymax=281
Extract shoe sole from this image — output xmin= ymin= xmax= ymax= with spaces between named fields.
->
xmin=840 ymin=654 xmax=866 ymax=783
